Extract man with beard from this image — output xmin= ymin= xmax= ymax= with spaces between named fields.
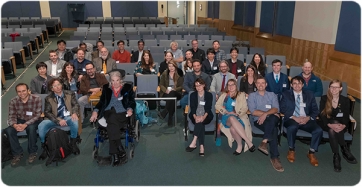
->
xmin=210 ymin=60 xmax=236 ymax=100
xmin=93 ymin=47 xmax=117 ymax=74
xmin=131 ymin=40 xmax=145 ymax=63
xmin=71 ymin=49 xmax=91 ymax=82
xmin=298 ymin=61 xmax=323 ymax=97
xmin=78 ymin=63 xmax=108 ymax=123
xmin=92 ymin=40 xmax=111 ymax=61
xmin=189 ymin=39 xmax=205 ymax=62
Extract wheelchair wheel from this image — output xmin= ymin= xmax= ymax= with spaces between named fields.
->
xmin=129 ymin=144 xmax=135 ymax=159
xmin=92 ymin=145 xmax=98 ymax=159
xmin=135 ymin=120 xmax=140 ymax=142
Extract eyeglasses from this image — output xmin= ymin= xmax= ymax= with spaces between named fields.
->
xmin=52 ymin=84 xmax=62 ymax=88
xmin=227 ymin=84 xmax=236 ymax=87
xmin=330 ymin=86 xmax=341 ymax=89
xmin=85 ymin=68 xmax=94 ymax=71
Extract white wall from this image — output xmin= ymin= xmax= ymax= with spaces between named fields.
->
xmin=219 ymin=1 xmax=234 ymax=20
xmin=195 ymin=1 xmax=207 ymax=18
xmin=158 ymin=1 xmax=168 ymax=17
xmin=292 ymin=1 xmax=342 ymax=44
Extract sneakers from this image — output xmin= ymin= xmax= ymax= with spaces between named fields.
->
xmin=11 ymin=154 xmax=23 ymax=166
xmin=28 ymin=152 xmax=37 ymax=164
xmin=258 ymin=142 xmax=269 ymax=155
xmin=270 ymin=158 xmax=284 ymax=172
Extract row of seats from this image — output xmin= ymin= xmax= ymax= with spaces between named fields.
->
xmin=79 ymin=23 xmax=210 ymax=28
xmin=74 ymin=30 xmax=224 ymax=38
xmin=77 ymin=25 xmax=218 ymax=32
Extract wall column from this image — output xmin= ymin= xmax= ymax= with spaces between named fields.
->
xmin=102 ymin=1 xmax=111 ymax=18
xmin=40 ymin=1 xmax=51 ymax=17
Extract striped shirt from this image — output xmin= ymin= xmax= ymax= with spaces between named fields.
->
xmin=8 ymin=94 xmax=42 ymax=126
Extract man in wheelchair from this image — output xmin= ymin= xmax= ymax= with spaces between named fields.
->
xmin=90 ymin=69 xmax=136 ymax=166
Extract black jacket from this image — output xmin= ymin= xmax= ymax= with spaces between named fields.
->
xmin=239 ymin=77 xmax=256 ymax=94
xmin=94 ymin=83 xmax=136 ymax=119
xmin=189 ymin=91 xmax=214 ymax=124
xmin=159 ymin=60 xmax=184 ymax=77
xmin=227 ymin=59 xmax=245 ymax=77
xmin=131 ymin=50 xmax=141 ymax=63
xmin=319 ymin=95 xmax=350 ymax=130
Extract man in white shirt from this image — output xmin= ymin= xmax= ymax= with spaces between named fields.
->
xmin=44 ymin=50 xmax=66 ymax=78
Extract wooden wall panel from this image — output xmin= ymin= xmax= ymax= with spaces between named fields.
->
xmin=198 ymin=17 xmax=361 ymax=98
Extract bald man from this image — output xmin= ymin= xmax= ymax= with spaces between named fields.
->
xmin=92 ymin=47 xmax=117 ymax=74
xmin=298 ymin=62 xmax=323 ymax=97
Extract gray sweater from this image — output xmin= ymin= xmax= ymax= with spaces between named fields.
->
xmin=30 ymin=75 xmax=53 ymax=94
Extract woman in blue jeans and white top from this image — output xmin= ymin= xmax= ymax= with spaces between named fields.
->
xmin=186 ymin=78 xmax=213 ymax=156
xmin=215 ymin=79 xmax=255 ymax=155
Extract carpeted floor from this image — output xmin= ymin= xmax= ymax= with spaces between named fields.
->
xmin=1 ymin=30 xmax=360 ymax=186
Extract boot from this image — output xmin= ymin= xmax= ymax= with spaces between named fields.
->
xmin=112 ymin=154 xmax=120 ymax=166
xmin=341 ymin=145 xmax=357 ymax=164
xmin=70 ymin=138 xmax=80 ymax=155
xmin=333 ymin=153 xmax=341 ymax=172
xmin=118 ymin=145 xmax=128 ymax=165
xmin=38 ymin=143 xmax=48 ymax=160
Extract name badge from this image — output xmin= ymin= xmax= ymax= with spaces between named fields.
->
xmin=116 ymin=61 xmax=120 ymax=63
xmin=246 ymin=96 xmax=248 ymax=100
xmin=237 ymin=69 xmax=241 ymax=73
xmin=213 ymin=67 xmax=217 ymax=70
xmin=265 ymin=105 xmax=271 ymax=109
xmin=300 ymin=103 xmax=306 ymax=107
xmin=118 ymin=96 xmax=123 ymax=101
xmin=57 ymin=69 xmax=62 ymax=73
xmin=199 ymin=101 xmax=205 ymax=105
xmin=283 ymin=84 xmax=286 ymax=87
xmin=64 ymin=111 xmax=70 ymax=116
xmin=82 ymin=68 xmax=86 ymax=71
xmin=173 ymin=55 xmax=176 ymax=58
xmin=151 ymin=69 xmax=155 ymax=72
xmin=254 ymin=88 xmax=257 ymax=91
xmin=101 ymin=71 xmax=104 ymax=74
xmin=336 ymin=113 xmax=343 ymax=117
xmin=312 ymin=80 xmax=316 ymax=82
xmin=231 ymin=102 xmax=236 ymax=106
xmin=258 ymin=71 xmax=260 ymax=74
xmin=167 ymin=87 xmax=172 ymax=90
xmin=26 ymin=111 xmax=32 ymax=116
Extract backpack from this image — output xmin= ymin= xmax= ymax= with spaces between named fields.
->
xmin=1 ymin=131 xmax=13 ymax=163
xmin=136 ymin=100 xmax=149 ymax=126
xmin=43 ymin=128 xmax=72 ymax=166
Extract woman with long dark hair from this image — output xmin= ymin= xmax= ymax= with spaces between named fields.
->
xmin=249 ymin=53 xmax=266 ymax=77
xmin=59 ymin=62 xmax=79 ymax=92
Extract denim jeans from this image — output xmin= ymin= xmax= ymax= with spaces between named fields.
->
xmin=253 ymin=115 xmax=280 ymax=159
xmin=38 ymin=116 xmax=78 ymax=143
xmin=284 ymin=119 xmax=323 ymax=151
xmin=180 ymin=94 xmax=189 ymax=109
xmin=4 ymin=119 xmax=40 ymax=156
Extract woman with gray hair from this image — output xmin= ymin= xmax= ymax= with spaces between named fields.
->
xmin=167 ymin=41 xmax=184 ymax=68
xmin=90 ymin=69 xmax=136 ymax=166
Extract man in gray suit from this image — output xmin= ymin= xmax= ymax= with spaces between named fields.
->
xmin=210 ymin=60 xmax=236 ymax=100
xmin=44 ymin=50 xmax=66 ymax=78
xmin=92 ymin=47 xmax=116 ymax=74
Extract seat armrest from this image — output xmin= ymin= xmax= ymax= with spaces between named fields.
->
xmin=184 ymin=105 xmax=189 ymax=114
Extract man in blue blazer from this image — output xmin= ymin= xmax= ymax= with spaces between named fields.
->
xmin=266 ymin=59 xmax=290 ymax=100
xmin=280 ymin=76 xmax=322 ymax=167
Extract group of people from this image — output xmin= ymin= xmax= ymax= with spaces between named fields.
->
xmin=180 ymin=56 xmax=357 ymax=173
xmin=4 ymin=38 xmax=357 ymax=172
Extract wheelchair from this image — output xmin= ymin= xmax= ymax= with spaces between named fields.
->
xmin=92 ymin=113 xmax=140 ymax=166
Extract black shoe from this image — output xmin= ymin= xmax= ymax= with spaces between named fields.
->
xmin=341 ymin=145 xmax=357 ymax=164
xmin=233 ymin=151 xmax=242 ymax=155
xmin=186 ymin=146 xmax=197 ymax=152
xmin=199 ymin=153 xmax=205 ymax=157
xmin=333 ymin=153 xmax=341 ymax=172
xmin=167 ymin=116 xmax=174 ymax=127
xmin=70 ymin=138 xmax=80 ymax=155
xmin=249 ymin=145 xmax=256 ymax=152
xmin=112 ymin=154 xmax=120 ymax=166
xmin=119 ymin=153 xmax=128 ymax=165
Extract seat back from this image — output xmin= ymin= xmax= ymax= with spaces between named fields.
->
xmin=1 ymin=48 xmax=14 ymax=59
xmin=289 ymin=66 xmax=302 ymax=78
xmin=266 ymin=55 xmax=286 ymax=66
xmin=4 ymin=42 xmax=22 ymax=51
xmin=66 ymin=40 xmax=81 ymax=49
xmin=249 ymin=47 xmax=265 ymax=55
xmin=187 ymin=91 xmax=217 ymax=132
xmin=116 ymin=63 xmax=138 ymax=75
xmin=136 ymin=74 xmax=158 ymax=95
